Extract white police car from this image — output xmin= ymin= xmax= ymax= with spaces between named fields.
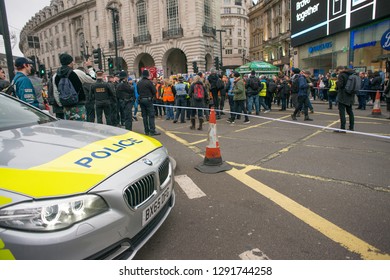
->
xmin=0 ymin=92 xmax=175 ymax=259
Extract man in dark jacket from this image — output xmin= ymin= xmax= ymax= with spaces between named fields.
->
xmin=207 ymin=68 xmax=222 ymax=119
xmin=137 ymin=69 xmax=160 ymax=136
xmin=246 ymin=70 xmax=261 ymax=115
xmin=54 ymin=53 xmax=94 ymax=121
xmin=90 ymin=70 xmax=115 ymax=126
xmin=115 ymin=71 xmax=134 ymax=130
xmin=335 ymin=66 xmax=357 ymax=132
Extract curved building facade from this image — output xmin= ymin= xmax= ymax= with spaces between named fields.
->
xmin=19 ymin=0 xmax=222 ymax=77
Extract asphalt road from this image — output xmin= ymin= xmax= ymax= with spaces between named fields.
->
xmin=132 ymin=101 xmax=390 ymax=260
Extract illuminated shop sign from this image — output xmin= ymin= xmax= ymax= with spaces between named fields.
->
xmin=308 ymin=42 xmax=332 ymax=53
xmin=291 ymin=0 xmax=388 ymax=47
xmin=353 ymin=41 xmax=376 ymax=49
xmin=381 ymin=29 xmax=390 ymax=51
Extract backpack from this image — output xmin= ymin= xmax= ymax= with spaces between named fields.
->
xmin=58 ymin=71 xmax=79 ymax=107
xmin=345 ymin=73 xmax=361 ymax=95
xmin=249 ymin=76 xmax=260 ymax=91
xmin=267 ymin=81 xmax=277 ymax=93
xmin=193 ymin=83 xmax=205 ymax=100
xmin=291 ymin=76 xmax=299 ymax=94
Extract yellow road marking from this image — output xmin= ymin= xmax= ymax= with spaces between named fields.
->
xmin=227 ymin=166 xmax=390 ymax=260
xmin=159 ymin=124 xmax=390 ymax=259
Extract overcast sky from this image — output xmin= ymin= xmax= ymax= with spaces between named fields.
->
xmin=1 ymin=0 xmax=51 ymax=57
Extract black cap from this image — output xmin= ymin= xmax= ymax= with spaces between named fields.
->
xmin=234 ymin=71 xmax=240 ymax=78
xmin=15 ymin=57 xmax=33 ymax=68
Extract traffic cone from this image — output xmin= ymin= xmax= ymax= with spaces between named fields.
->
xmin=195 ymin=108 xmax=232 ymax=174
xmin=371 ymin=90 xmax=382 ymax=116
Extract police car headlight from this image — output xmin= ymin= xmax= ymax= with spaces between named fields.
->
xmin=0 ymin=194 xmax=108 ymax=232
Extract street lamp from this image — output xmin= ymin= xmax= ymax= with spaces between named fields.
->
xmin=107 ymin=6 xmax=119 ymax=71
xmin=216 ymin=29 xmax=226 ymax=70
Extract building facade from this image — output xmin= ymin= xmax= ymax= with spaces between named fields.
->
xmin=220 ymin=0 xmax=252 ymax=70
xmin=19 ymin=0 xmax=222 ymax=77
xmin=248 ymin=0 xmax=291 ymax=73
xmin=290 ymin=0 xmax=389 ymax=76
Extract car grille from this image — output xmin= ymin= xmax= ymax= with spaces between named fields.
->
xmin=123 ymin=157 xmax=170 ymax=209
xmin=124 ymin=174 xmax=155 ymax=208
xmin=159 ymin=157 xmax=170 ymax=185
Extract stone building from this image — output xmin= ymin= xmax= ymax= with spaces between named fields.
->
xmin=19 ymin=0 xmax=222 ymax=77
xmin=248 ymin=0 xmax=291 ymax=73
xmin=220 ymin=0 xmax=252 ymax=70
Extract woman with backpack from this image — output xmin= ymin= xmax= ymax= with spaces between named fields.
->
xmin=188 ymin=75 xmax=207 ymax=130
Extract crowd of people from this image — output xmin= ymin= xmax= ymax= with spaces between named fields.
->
xmin=1 ymin=55 xmax=390 ymax=136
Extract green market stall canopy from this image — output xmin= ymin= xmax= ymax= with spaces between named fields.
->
xmin=235 ymin=61 xmax=279 ymax=74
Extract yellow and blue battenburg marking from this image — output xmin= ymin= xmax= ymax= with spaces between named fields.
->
xmin=0 ymin=132 xmax=162 ymax=198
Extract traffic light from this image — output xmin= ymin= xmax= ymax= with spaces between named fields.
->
xmin=108 ymin=58 xmax=114 ymax=71
xmin=214 ymin=57 xmax=219 ymax=70
xmin=92 ymin=48 xmax=102 ymax=70
xmin=39 ymin=64 xmax=46 ymax=78
xmin=192 ymin=61 xmax=198 ymax=73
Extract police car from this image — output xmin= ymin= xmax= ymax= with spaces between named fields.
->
xmin=0 ymin=92 xmax=175 ymax=259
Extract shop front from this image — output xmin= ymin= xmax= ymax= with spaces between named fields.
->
xmin=350 ymin=19 xmax=390 ymax=73
xmin=296 ymin=32 xmax=349 ymax=76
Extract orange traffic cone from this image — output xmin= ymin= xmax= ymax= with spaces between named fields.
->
xmin=371 ymin=90 xmax=382 ymax=116
xmin=195 ymin=108 xmax=232 ymax=174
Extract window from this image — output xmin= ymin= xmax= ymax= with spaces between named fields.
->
xmin=167 ymin=0 xmax=179 ymax=30
xmin=225 ymin=49 xmax=232 ymax=55
xmin=52 ymin=55 xmax=55 ymax=66
xmin=238 ymin=39 xmax=242 ymax=47
xmin=94 ymin=11 xmax=97 ymax=21
xmin=238 ymin=28 xmax=242 ymax=36
xmin=49 ymin=28 xmax=52 ymax=36
xmin=235 ymin=0 xmax=242 ymax=5
xmin=137 ymin=0 xmax=148 ymax=36
xmin=96 ymin=26 xmax=99 ymax=38
xmin=224 ymin=7 xmax=231 ymax=14
xmin=55 ymin=25 xmax=58 ymax=33
xmin=204 ymin=1 xmax=212 ymax=27
xmin=61 ymin=22 xmax=65 ymax=31
xmin=224 ymin=0 xmax=230 ymax=4
xmin=63 ymin=36 xmax=67 ymax=46
xmin=56 ymin=38 xmax=60 ymax=48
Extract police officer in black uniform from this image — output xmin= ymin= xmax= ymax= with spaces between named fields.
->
xmin=90 ymin=70 xmax=115 ymax=125
xmin=116 ymin=71 xmax=135 ymax=130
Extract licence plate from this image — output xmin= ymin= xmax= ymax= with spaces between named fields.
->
xmin=142 ymin=185 xmax=171 ymax=226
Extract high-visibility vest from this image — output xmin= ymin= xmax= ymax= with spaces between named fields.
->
xmin=259 ymin=81 xmax=267 ymax=97
xmin=162 ymin=85 xmax=174 ymax=102
xmin=155 ymin=84 xmax=162 ymax=100
xmin=329 ymin=79 xmax=337 ymax=92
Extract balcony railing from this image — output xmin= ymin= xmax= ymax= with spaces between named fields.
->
xmin=133 ymin=33 xmax=151 ymax=45
xmin=162 ymin=26 xmax=183 ymax=40
xmin=202 ymin=24 xmax=216 ymax=37
xmin=108 ymin=38 xmax=124 ymax=49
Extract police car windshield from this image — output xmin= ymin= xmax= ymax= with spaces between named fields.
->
xmin=0 ymin=93 xmax=56 ymax=131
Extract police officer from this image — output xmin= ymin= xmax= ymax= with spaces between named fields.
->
xmin=116 ymin=71 xmax=135 ymax=130
xmin=90 ymin=70 xmax=115 ymax=125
